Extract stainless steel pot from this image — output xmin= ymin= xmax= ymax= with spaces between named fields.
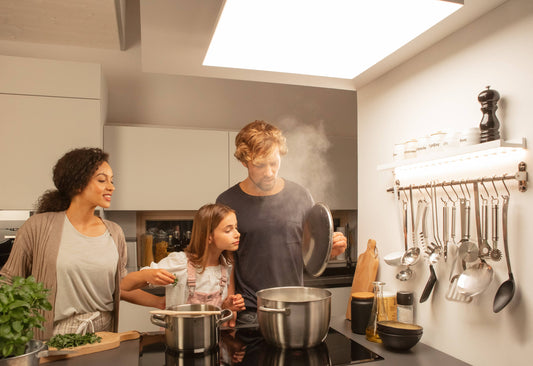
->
xmin=150 ymin=304 xmax=233 ymax=353
xmin=0 ymin=340 xmax=70 ymax=366
xmin=257 ymin=286 xmax=331 ymax=349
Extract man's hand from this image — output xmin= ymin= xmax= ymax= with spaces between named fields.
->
xmin=330 ymin=231 xmax=347 ymax=258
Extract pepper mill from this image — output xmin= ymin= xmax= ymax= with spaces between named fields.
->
xmin=478 ymin=86 xmax=501 ymax=143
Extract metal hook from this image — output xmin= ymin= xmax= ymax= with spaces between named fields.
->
xmin=449 ymin=181 xmax=460 ymax=202
xmin=423 ymin=184 xmax=432 ymax=201
xmin=417 ymin=186 xmax=427 ymax=203
xmin=441 ymin=182 xmax=455 ymax=203
xmin=463 ymin=180 xmax=471 ymax=199
xmin=501 ymin=174 xmax=510 ymax=197
xmin=490 ymin=175 xmax=500 ymax=204
xmin=459 ymin=181 xmax=466 ymax=199
xmin=480 ymin=177 xmax=490 ymax=201
xmin=401 ymin=187 xmax=409 ymax=202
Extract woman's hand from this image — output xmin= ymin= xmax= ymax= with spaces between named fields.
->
xmin=330 ymin=231 xmax=347 ymax=259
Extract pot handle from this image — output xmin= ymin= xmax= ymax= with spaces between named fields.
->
xmin=150 ymin=314 xmax=169 ymax=329
xmin=258 ymin=306 xmax=291 ymax=316
xmin=217 ymin=309 xmax=233 ymax=325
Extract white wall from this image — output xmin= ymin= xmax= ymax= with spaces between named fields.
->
xmin=357 ymin=0 xmax=532 ymax=364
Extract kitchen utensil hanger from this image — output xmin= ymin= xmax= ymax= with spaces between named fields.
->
xmin=388 ymin=163 xmax=527 ymax=195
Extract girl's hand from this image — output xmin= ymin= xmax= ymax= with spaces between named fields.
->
xmin=145 ymin=269 xmax=176 ymax=286
xmin=223 ymin=294 xmax=246 ymax=312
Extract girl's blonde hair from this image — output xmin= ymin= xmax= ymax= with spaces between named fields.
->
xmin=234 ymin=120 xmax=288 ymax=164
xmin=185 ymin=203 xmax=235 ymax=271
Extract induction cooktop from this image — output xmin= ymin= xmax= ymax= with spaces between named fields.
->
xmin=140 ymin=327 xmax=383 ymax=365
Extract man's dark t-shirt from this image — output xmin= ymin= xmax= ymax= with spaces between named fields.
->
xmin=216 ymin=180 xmax=314 ymax=310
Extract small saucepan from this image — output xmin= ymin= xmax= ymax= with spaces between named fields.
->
xmin=150 ymin=303 xmax=232 ymax=353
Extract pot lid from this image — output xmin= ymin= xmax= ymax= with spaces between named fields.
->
xmin=302 ymin=202 xmax=333 ymax=277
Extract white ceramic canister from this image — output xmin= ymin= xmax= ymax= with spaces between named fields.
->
xmin=459 ymin=127 xmax=480 ymax=146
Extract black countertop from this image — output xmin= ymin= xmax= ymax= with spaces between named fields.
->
xmin=44 ymin=315 xmax=470 ymax=365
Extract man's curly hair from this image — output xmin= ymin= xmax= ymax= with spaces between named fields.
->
xmin=234 ymin=120 xmax=288 ymax=164
xmin=35 ymin=148 xmax=109 ymax=213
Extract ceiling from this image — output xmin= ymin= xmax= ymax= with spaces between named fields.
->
xmin=0 ymin=0 xmax=508 ymax=90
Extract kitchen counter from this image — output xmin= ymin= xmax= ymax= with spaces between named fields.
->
xmin=43 ymin=316 xmax=470 ymax=365
xmin=329 ymin=315 xmax=471 ymax=366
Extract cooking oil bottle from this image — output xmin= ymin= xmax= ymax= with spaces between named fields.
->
xmin=366 ymin=281 xmax=388 ymax=343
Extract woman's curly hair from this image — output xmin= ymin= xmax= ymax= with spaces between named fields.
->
xmin=35 ymin=148 xmax=109 ymax=213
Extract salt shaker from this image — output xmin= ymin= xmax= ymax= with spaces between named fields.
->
xmin=396 ymin=291 xmax=414 ymax=324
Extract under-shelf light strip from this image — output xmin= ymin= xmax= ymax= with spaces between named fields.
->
xmin=394 ymin=147 xmax=525 ymax=173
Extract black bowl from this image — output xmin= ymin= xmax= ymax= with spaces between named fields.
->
xmin=377 ymin=330 xmax=422 ymax=351
xmin=377 ymin=321 xmax=423 ymax=336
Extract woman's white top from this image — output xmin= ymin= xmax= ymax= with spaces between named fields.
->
xmin=55 ymin=216 xmax=118 ymax=321
xmin=143 ymin=251 xmax=231 ymax=308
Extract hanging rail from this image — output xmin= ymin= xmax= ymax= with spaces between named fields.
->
xmin=387 ymin=162 xmax=528 ymax=194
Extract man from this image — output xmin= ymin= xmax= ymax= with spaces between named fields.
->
xmin=216 ymin=120 xmax=347 ymax=325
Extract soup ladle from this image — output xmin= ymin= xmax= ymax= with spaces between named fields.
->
xmin=493 ymin=194 xmax=515 ymax=312
xmin=401 ymin=186 xmax=421 ymax=266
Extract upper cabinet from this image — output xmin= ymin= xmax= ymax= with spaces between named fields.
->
xmin=0 ymin=56 xmax=106 ymax=210
xmin=104 ymin=126 xmax=229 ymax=210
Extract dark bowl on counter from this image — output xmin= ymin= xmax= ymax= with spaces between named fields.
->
xmin=377 ymin=321 xmax=423 ymax=336
xmin=377 ymin=329 xmax=422 ymax=352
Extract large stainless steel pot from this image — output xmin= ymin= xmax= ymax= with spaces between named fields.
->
xmin=256 ymin=286 xmax=331 ymax=349
xmin=150 ymin=304 xmax=232 ymax=353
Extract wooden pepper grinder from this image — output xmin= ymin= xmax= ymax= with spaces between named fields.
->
xmin=478 ymin=86 xmax=501 ymax=143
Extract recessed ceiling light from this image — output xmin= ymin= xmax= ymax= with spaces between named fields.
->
xmin=203 ymin=0 xmax=463 ymax=79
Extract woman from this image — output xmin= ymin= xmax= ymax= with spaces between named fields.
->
xmin=0 ymin=147 xmax=163 ymax=340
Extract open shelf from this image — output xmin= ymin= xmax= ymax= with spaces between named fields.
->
xmin=377 ymin=138 xmax=526 ymax=171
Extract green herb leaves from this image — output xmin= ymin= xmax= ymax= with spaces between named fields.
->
xmin=172 ymin=277 xmax=179 ymax=287
xmin=0 ymin=276 xmax=52 ymax=358
xmin=47 ymin=333 xmax=102 ymax=350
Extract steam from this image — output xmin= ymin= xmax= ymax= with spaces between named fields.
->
xmin=277 ymin=118 xmax=334 ymax=205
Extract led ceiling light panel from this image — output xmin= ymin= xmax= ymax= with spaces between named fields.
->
xmin=204 ymin=0 xmax=463 ymax=79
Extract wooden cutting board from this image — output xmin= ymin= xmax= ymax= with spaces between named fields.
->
xmin=345 ymin=239 xmax=379 ymax=320
xmin=39 ymin=330 xmax=140 ymax=364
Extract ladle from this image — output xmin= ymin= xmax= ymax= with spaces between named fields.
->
xmin=396 ymin=266 xmax=413 ymax=281
xmin=493 ymin=192 xmax=516 ymax=312
xmin=401 ymin=186 xmax=421 ymax=266
xmin=456 ymin=259 xmax=494 ymax=297
xmin=396 ymin=190 xmax=413 ymax=281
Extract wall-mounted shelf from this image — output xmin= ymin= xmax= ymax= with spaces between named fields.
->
xmin=377 ymin=138 xmax=527 ymax=171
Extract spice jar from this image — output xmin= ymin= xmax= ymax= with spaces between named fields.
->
xmin=396 ymin=291 xmax=414 ymax=324
xmin=350 ymin=292 xmax=374 ymax=335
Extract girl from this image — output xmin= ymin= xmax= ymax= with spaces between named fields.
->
xmin=121 ymin=203 xmax=245 ymax=313
xmin=0 ymin=148 xmax=163 ymax=340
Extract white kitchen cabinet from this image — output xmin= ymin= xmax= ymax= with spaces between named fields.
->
xmin=229 ymin=131 xmax=357 ymax=210
xmin=0 ymin=55 xmax=105 ymax=209
xmin=104 ymin=125 xmax=229 ymax=210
